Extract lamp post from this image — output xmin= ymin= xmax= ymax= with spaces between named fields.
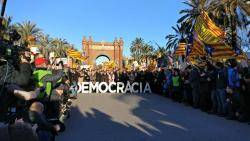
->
xmin=0 ymin=0 xmax=8 ymax=27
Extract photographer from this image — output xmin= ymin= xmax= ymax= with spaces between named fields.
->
xmin=11 ymin=48 xmax=33 ymax=89
xmin=0 ymin=47 xmax=33 ymax=92
xmin=0 ymin=30 xmax=31 ymax=87
xmin=0 ymin=47 xmax=39 ymax=123
xmin=6 ymin=49 xmax=40 ymax=100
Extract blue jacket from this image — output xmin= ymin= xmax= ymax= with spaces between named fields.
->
xmin=227 ymin=68 xmax=240 ymax=89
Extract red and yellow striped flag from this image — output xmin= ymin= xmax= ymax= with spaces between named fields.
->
xmin=211 ymin=43 xmax=247 ymax=60
xmin=67 ymin=49 xmax=81 ymax=58
xmin=192 ymin=11 xmax=247 ymax=61
xmin=212 ymin=44 xmax=236 ymax=59
xmin=188 ymin=32 xmax=206 ymax=58
xmin=67 ymin=49 xmax=87 ymax=62
xmin=194 ymin=11 xmax=225 ymax=45
xmin=174 ymin=43 xmax=186 ymax=56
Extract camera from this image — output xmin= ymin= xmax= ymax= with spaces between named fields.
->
xmin=0 ymin=29 xmax=25 ymax=67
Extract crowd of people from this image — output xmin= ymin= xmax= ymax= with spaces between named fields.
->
xmin=158 ymin=59 xmax=250 ymax=122
xmin=78 ymin=58 xmax=250 ymax=122
xmin=0 ymin=46 xmax=250 ymax=141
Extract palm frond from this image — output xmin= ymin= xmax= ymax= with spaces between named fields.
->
xmin=177 ymin=14 xmax=190 ymax=23
xmin=182 ymin=1 xmax=196 ymax=8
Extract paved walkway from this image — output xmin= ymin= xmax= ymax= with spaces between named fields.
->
xmin=57 ymin=93 xmax=250 ymax=141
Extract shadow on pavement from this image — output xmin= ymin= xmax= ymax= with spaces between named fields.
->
xmin=57 ymin=93 xmax=250 ymax=141
xmin=57 ymin=106 xmax=159 ymax=141
xmin=114 ymin=94 xmax=190 ymax=141
xmin=115 ymin=93 xmax=250 ymax=141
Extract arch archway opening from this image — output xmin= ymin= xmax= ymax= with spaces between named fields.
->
xmin=95 ymin=55 xmax=110 ymax=65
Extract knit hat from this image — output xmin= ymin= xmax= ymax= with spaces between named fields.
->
xmin=35 ymin=57 xmax=48 ymax=66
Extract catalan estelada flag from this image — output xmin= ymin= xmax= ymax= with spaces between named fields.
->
xmin=211 ymin=44 xmax=236 ymax=59
xmin=194 ymin=11 xmax=225 ymax=45
xmin=190 ymin=10 xmax=247 ymax=61
xmin=211 ymin=43 xmax=247 ymax=60
xmin=67 ymin=49 xmax=81 ymax=58
xmin=67 ymin=49 xmax=87 ymax=62
xmin=174 ymin=43 xmax=186 ymax=56
xmin=188 ymin=32 xmax=206 ymax=58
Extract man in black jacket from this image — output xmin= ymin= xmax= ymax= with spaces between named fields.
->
xmin=28 ymin=102 xmax=61 ymax=141
xmin=215 ymin=62 xmax=228 ymax=116
xmin=187 ymin=65 xmax=201 ymax=108
xmin=0 ymin=49 xmax=33 ymax=89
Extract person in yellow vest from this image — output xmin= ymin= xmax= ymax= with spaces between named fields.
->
xmin=33 ymin=58 xmax=65 ymax=99
xmin=33 ymin=58 xmax=52 ymax=99
xmin=171 ymin=68 xmax=182 ymax=102
xmin=33 ymin=57 xmax=65 ymax=119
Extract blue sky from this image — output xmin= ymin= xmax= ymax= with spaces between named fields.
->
xmin=5 ymin=0 xmax=186 ymax=57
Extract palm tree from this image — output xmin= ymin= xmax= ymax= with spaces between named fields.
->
xmin=130 ymin=37 xmax=145 ymax=63
xmin=209 ymin=0 xmax=249 ymax=28
xmin=141 ymin=43 xmax=154 ymax=66
xmin=0 ymin=16 xmax=14 ymax=40
xmin=177 ymin=0 xmax=249 ymax=51
xmin=166 ymin=23 xmax=188 ymax=51
xmin=51 ymin=38 xmax=71 ymax=58
xmin=208 ymin=0 xmax=249 ymax=49
xmin=37 ymin=34 xmax=52 ymax=59
xmin=177 ymin=0 xmax=210 ymax=33
xmin=238 ymin=0 xmax=250 ymax=16
xmin=153 ymin=45 xmax=168 ymax=59
xmin=14 ymin=21 xmax=41 ymax=46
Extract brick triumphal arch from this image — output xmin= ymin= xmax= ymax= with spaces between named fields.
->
xmin=82 ymin=36 xmax=123 ymax=68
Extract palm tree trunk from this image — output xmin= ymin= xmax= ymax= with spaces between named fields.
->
xmin=227 ymin=1 xmax=237 ymax=50
xmin=231 ymin=15 xmax=237 ymax=49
